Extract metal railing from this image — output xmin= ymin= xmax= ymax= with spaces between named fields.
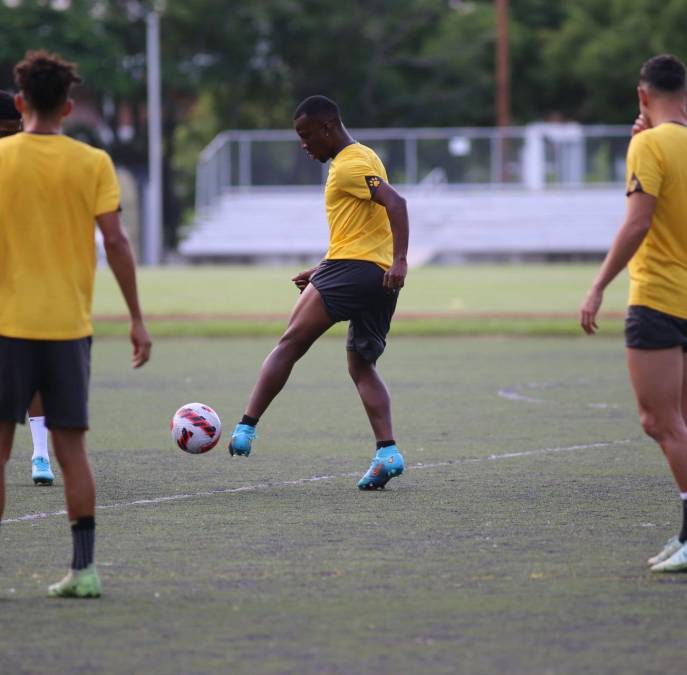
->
xmin=195 ymin=124 xmax=630 ymax=213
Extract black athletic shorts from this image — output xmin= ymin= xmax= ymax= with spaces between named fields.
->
xmin=310 ymin=259 xmax=399 ymax=363
xmin=0 ymin=336 xmax=92 ymax=429
xmin=625 ymin=305 xmax=687 ymax=351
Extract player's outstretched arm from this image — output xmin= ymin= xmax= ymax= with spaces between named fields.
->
xmin=580 ymin=192 xmax=655 ymax=335
xmin=96 ymin=211 xmax=152 ymax=368
xmin=372 ymin=182 xmax=409 ymax=289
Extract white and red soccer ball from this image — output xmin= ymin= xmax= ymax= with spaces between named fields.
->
xmin=171 ymin=402 xmax=222 ymax=454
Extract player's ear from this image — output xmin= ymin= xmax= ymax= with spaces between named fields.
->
xmin=62 ymin=99 xmax=73 ymax=118
xmin=637 ymin=85 xmax=649 ymax=108
xmin=14 ymin=94 xmax=25 ymax=114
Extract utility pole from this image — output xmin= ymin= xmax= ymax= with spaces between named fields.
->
xmin=495 ymin=0 xmax=510 ymax=127
xmin=495 ymin=0 xmax=510 ymax=182
xmin=145 ymin=9 xmax=163 ymax=265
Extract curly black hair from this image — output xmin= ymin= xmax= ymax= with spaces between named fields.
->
xmin=14 ymin=50 xmax=82 ymax=114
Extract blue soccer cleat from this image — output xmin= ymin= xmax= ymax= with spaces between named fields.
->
xmin=32 ymin=457 xmax=55 ymax=486
xmin=357 ymin=445 xmax=405 ymax=490
xmin=228 ymin=423 xmax=256 ymax=456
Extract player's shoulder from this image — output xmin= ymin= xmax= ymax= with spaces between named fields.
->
xmin=631 ymin=124 xmax=687 ymax=166
xmin=635 ymin=123 xmax=687 ymax=146
xmin=335 ymin=142 xmax=382 ymax=170
xmin=0 ymin=132 xmax=23 ymax=151
xmin=351 ymin=142 xmax=381 ymax=162
xmin=60 ymin=135 xmax=113 ymax=163
xmin=628 ymin=127 xmax=660 ymax=157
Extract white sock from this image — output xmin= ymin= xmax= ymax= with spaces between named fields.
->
xmin=681 ymin=492 xmax=687 ymax=501
xmin=29 ymin=416 xmax=49 ymax=461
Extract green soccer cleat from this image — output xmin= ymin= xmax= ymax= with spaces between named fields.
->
xmin=48 ymin=564 xmax=102 ymax=598
xmin=647 ymin=535 xmax=683 ymax=567
xmin=650 ymin=541 xmax=687 ymax=573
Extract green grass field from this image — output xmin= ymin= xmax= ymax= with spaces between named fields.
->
xmin=2 ymin=334 xmax=685 ymax=674
xmin=92 ymin=264 xmax=630 ymax=336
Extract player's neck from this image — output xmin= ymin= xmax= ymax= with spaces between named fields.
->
xmin=647 ymin=103 xmax=687 ymax=128
xmin=331 ymin=129 xmax=356 ymax=158
xmin=22 ymin=113 xmax=62 ymax=135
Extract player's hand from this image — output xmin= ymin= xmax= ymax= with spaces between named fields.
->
xmin=383 ymin=259 xmax=407 ymax=290
xmin=632 ymin=114 xmax=649 ymax=136
xmin=292 ymin=269 xmax=313 ymax=293
xmin=130 ymin=319 xmax=152 ymax=368
xmin=580 ymin=287 xmax=603 ymax=335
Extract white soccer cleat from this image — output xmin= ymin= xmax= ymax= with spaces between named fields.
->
xmin=647 ymin=536 xmax=682 ymax=567
xmin=650 ymin=541 xmax=687 ymax=573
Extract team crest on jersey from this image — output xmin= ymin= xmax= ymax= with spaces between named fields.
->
xmin=365 ymin=175 xmax=383 ymax=195
xmin=627 ymin=172 xmax=644 ymax=196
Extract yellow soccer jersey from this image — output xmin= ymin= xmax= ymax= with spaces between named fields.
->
xmin=0 ymin=133 xmax=120 ymax=339
xmin=626 ymin=122 xmax=687 ymax=318
xmin=324 ymin=143 xmax=393 ymax=270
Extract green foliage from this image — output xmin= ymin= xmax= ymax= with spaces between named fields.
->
xmin=2 ymin=0 xmax=686 ymax=238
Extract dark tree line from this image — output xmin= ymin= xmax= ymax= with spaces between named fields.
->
xmin=1 ymin=0 xmax=685 ymax=240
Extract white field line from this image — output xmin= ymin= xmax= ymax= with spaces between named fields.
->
xmin=497 ymin=382 xmax=619 ymax=410
xmin=496 ymin=388 xmax=544 ymax=404
xmin=3 ymin=439 xmax=632 ymax=525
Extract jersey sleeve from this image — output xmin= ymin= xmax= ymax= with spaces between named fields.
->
xmin=94 ymin=152 xmax=121 ymax=215
xmin=625 ymin=132 xmax=663 ymax=198
xmin=336 ymin=156 xmax=385 ymax=200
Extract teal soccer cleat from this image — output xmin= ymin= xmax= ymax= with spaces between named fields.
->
xmin=32 ymin=457 xmax=54 ymax=485
xmin=357 ymin=445 xmax=405 ymax=490
xmin=228 ymin=423 xmax=256 ymax=456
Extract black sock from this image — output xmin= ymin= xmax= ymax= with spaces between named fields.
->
xmin=71 ymin=516 xmax=96 ymax=570
xmin=376 ymin=439 xmax=396 ymax=449
xmin=240 ymin=414 xmax=259 ymax=427
xmin=680 ymin=499 xmax=687 ymax=544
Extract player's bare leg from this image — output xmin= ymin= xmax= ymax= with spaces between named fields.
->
xmin=628 ymin=347 xmax=687 ymax=571
xmin=628 ymin=347 xmax=687 ymax=490
xmin=230 ymin=284 xmax=333 ymax=456
xmin=246 ymin=284 xmax=333 ymax=418
xmin=348 ymin=351 xmax=405 ymax=490
xmin=347 ymin=351 xmax=393 ymax=441
xmin=0 ymin=421 xmax=16 ymax=520
xmin=51 ymin=429 xmax=95 ymax=519
xmin=28 ymin=393 xmax=42 ymax=418
xmin=48 ymin=428 xmax=101 ymax=597
xmin=680 ymin=352 xmax=687 ymax=431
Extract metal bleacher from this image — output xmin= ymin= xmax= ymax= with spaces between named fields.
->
xmin=180 ymin=124 xmax=630 ymax=263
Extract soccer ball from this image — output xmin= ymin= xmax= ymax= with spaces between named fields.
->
xmin=171 ymin=402 xmax=222 ymax=454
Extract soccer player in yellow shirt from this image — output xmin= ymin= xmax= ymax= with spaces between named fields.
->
xmin=0 ymin=90 xmax=55 ymax=487
xmin=229 ymin=95 xmax=409 ymax=490
xmin=581 ymin=54 xmax=687 ymax=572
xmin=0 ymin=51 xmax=152 ymax=597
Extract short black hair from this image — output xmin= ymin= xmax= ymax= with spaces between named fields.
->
xmin=639 ymin=54 xmax=686 ymax=93
xmin=0 ymin=90 xmax=20 ymax=121
xmin=14 ymin=50 xmax=81 ymax=114
xmin=293 ymin=95 xmax=340 ymax=121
